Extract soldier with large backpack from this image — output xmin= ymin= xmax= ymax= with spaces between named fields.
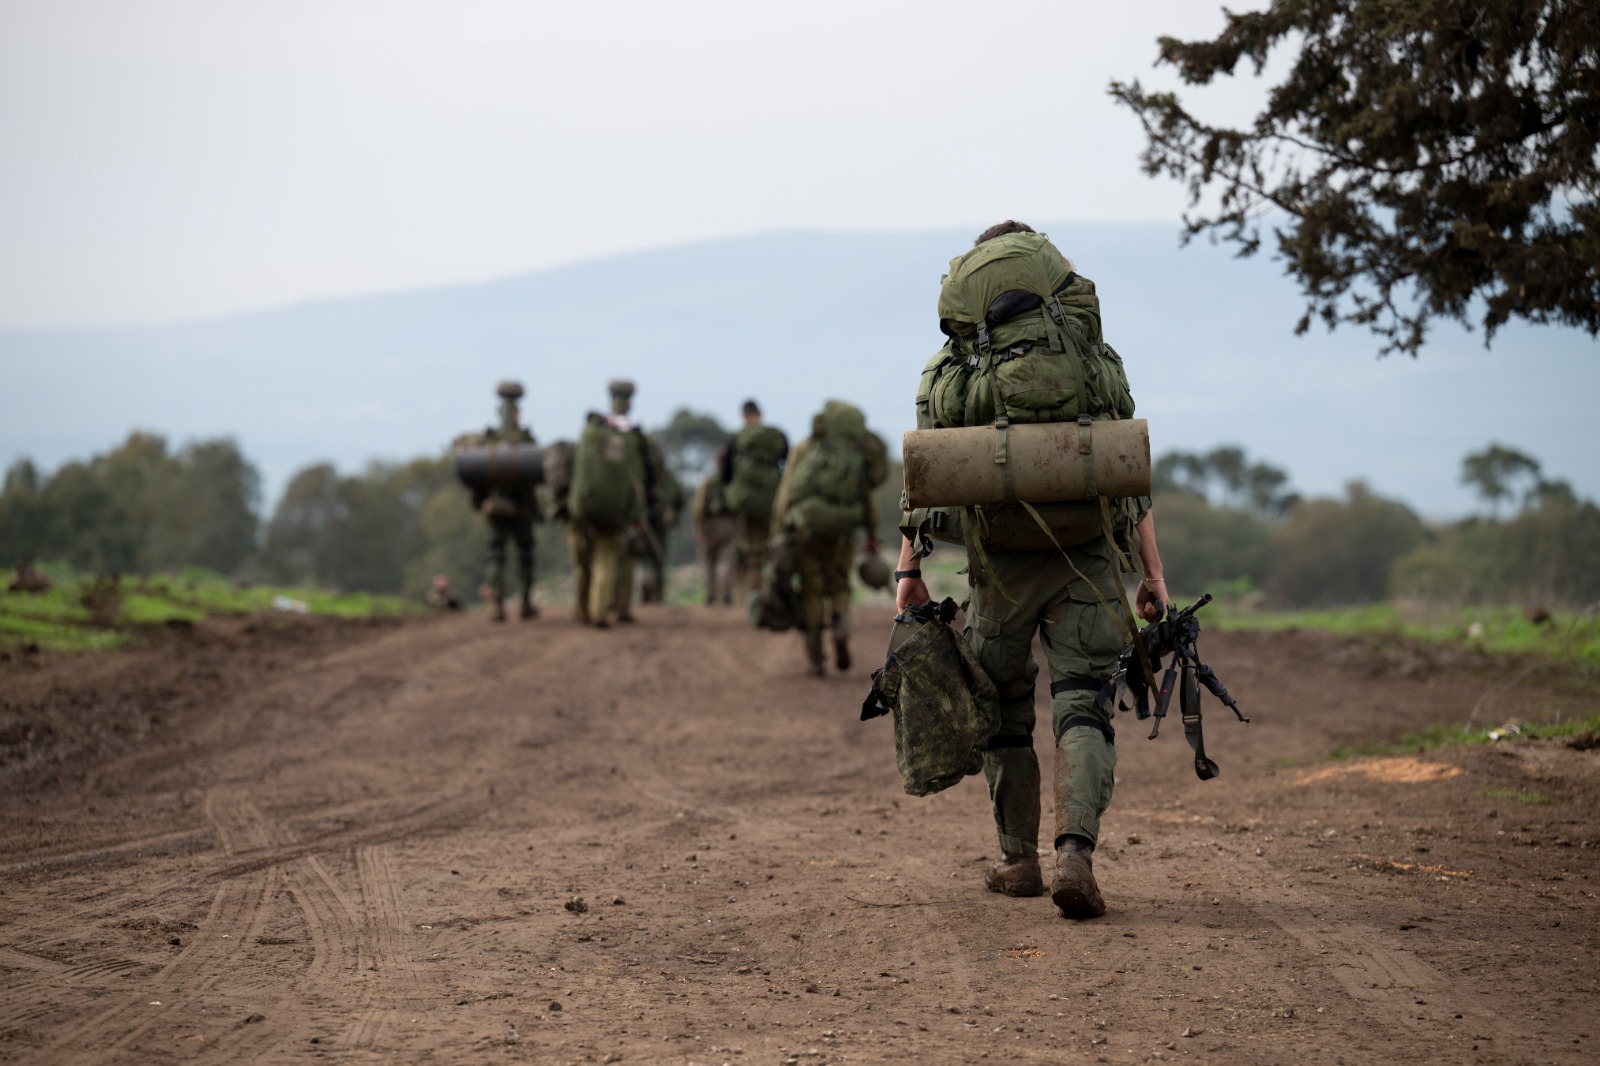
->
xmin=775 ymin=399 xmax=887 ymax=675
xmin=894 ymin=222 xmax=1171 ymax=919
xmin=567 ymin=379 xmax=654 ymax=628
xmin=462 ymin=381 xmax=542 ymax=623
xmin=719 ymin=400 xmax=790 ymax=600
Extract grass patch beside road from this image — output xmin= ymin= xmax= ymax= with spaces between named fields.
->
xmin=1205 ymin=600 xmax=1600 ymax=668
xmin=1328 ymin=715 xmax=1600 ymax=761
xmin=1 ymin=566 xmax=419 ymax=653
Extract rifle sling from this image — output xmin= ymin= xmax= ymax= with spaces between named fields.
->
xmin=1180 ymin=660 xmax=1221 ymax=780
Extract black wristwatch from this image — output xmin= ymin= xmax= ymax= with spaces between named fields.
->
xmin=894 ymin=569 xmax=922 ymax=581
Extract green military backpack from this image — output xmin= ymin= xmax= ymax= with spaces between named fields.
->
xmin=570 ymin=415 xmax=643 ymax=534
xmin=784 ymin=400 xmax=886 ymax=540
xmin=724 ymin=423 xmax=789 ymax=523
xmin=916 ymin=231 xmax=1138 ymax=550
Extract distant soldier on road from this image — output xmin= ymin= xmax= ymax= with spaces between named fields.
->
xmin=720 ymin=400 xmax=789 ymax=601
xmin=567 ymin=380 xmax=653 ymax=628
xmin=773 ymin=400 xmax=886 ymax=675
xmin=469 ymin=381 xmax=541 ymax=623
xmin=692 ymin=461 xmax=738 ymax=606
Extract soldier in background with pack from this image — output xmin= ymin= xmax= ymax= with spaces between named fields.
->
xmin=720 ymin=400 xmax=789 ymax=600
xmin=895 ymin=222 xmax=1170 ymax=919
xmin=567 ymin=380 xmax=653 ymax=628
xmin=638 ymin=436 xmax=685 ymax=604
xmin=774 ymin=400 xmax=887 ymax=675
xmin=470 ymin=381 xmax=541 ymax=622
xmin=692 ymin=460 xmax=738 ymax=605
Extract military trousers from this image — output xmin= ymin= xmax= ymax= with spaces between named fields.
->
xmin=699 ymin=516 xmax=738 ymax=604
xmin=734 ymin=514 xmax=771 ymax=599
xmin=965 ymin=536 xmax=1126 ymax=858
xmin=566 ymin=525 xmax=628 ymax=625
xmin=795 ymin=533 xmax=853 ymax=662
xmin=566 ymin=526 xmax=592 ymax=623
xmin=486 ymin=515 xmax=535 ymax=608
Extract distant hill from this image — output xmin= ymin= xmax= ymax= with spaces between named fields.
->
xmin=2 ymin=223 xmax=1595 ymax=517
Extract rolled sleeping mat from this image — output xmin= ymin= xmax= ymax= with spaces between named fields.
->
xmin=454 ymin=443 xmax=546 ymax=491
xmin=902 ymin=419 xmax=1149 ymax=509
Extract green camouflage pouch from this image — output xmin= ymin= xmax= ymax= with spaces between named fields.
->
xmin=862 ymin=599 xmax=1001 ymax=797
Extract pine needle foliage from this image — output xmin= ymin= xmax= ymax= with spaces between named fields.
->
xmin=1111 ymin=1 xmax=1600 ymax=355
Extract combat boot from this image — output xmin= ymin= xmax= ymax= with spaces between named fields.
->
xmin=1050 ymin=839 xmax=1106 ymax=919
xmin=519 ymin=600 xmax=538 ymax=620
xmin=983 ymin=853 xmax=1044 ymax=897
xmin=491 ymin=601 xmax=507 ymax=623
xmin=830 ymin=611 xmax=851 ymax=671
xmin=804 ymin=630 xmax=826 ymax=677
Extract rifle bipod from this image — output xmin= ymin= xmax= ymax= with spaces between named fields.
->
xmin=1100 ymin=593 xmax=1248 ymax=780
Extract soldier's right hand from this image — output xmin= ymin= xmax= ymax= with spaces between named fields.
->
xmin=895 ymin=576 xmax=931 ymax=612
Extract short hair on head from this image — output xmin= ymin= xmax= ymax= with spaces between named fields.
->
xmin=975 ymin=220 xmax=1035 ymax=246
xmin=742 ymin=400 xmax=761 ymax=418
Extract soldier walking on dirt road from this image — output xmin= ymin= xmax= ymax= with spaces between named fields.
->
xmin=774 ymin=400 xmax=886 ymax=676
xmin=895 ymin=221 xmax=1170 ymax=919
xmin=471 ymin=381 xmax=541 ymax=623
xmin=719 ymin=400 xmax=789 ymax=602
xmin=567 ymin=380 xmax=653 ymax=628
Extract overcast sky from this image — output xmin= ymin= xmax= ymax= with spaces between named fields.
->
xmin=0 ymin=0 xmax=1265 ymax=328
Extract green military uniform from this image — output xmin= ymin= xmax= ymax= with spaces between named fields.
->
xmin=902 ymin=226 xmax=1159 ymax=917
xmin=568 ymin=380 xmax=652 ymax=628
xmin=774 ymin=407 xmax=881 ymax=675
xmin=965 ymin=539 xmax=1123 ymax=857
xmin=722 ymin=421 xmax=790 ymax=599
xmin=472 ymin=383 xmax=541 ymax=622
xmin=692 ymin=473 xmax=738 ymax=605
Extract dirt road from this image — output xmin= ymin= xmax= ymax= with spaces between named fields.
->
xmin=2 ymin=604 xmax=1597 ymax=1065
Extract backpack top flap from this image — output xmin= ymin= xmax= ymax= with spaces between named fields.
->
xmin=734 ymin=423 xmax=789 ymax=467
xmin=812 ymin=399 xmax=868 ymax=443
xmin=938 ymin=232 xmax=1074 ymax=338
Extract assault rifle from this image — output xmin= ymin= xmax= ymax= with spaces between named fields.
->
xmin=1104 ymin=593 xmax=1247 ymax=781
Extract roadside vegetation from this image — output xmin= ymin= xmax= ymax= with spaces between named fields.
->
xmin=1207 ymin=601 xmax=1600 ymax=669
xmin=0 ymin=564 xmax=417 ymax=653
xmin=1328 ymin=716 xmax=1600 ymax=762
xmin=3 ymin=430 xmax=1596 ymax=671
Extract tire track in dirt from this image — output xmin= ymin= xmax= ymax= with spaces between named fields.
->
xmin=339 ymin=844 xmax=427 ymax=1050
xmin=0 ymin=826 xmax=215 ymax=880
xmin=1258 ymin=904 xmax=1507 ymax=1050
xmin=41 ymin=790 xmax=286 ymax=1063
xmin=210 ymin=792 xmax=488 ymax=879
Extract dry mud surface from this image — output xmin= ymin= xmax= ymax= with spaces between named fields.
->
xmin=1 ymin=605 xmax=1597 ymax=1065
